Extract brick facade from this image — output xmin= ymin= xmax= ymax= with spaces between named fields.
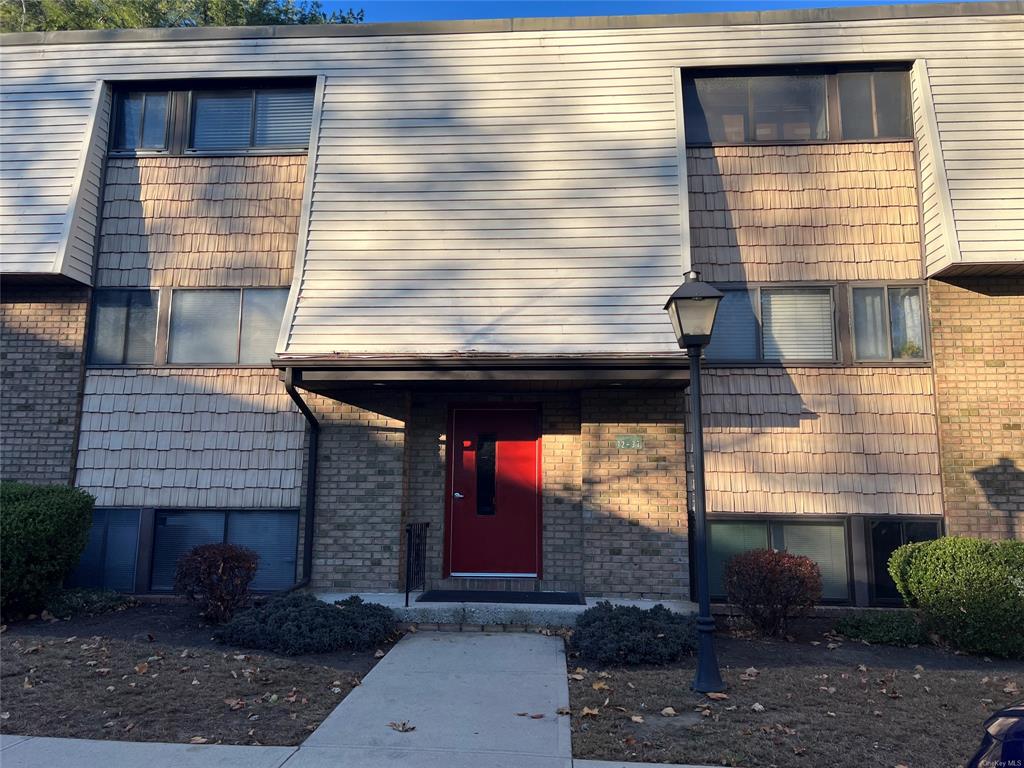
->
xmin=0 ymin=283 xmax=89 ymax=485
xmin=930 ymin=277 xmax=1024 ymax=540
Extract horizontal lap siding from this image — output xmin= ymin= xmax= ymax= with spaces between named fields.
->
xmin=75 ymin=368 xmax=305 ymax=508
xmin=2 ymin=13 xmax=1022 ymax=339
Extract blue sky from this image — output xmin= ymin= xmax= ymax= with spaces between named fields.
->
xmin=341 ymin=0 xmax=947 ymax=23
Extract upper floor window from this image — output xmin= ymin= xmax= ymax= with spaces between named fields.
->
xmin=110 ymin=80 xmax=314 ymax=156
xmin=113 ymin=91 xmax=169 ymax=151
xmin=851 ymin=285 xmax=926 ymax=361
xmin=88 ymin=289 xmax=158 ymax=364
xmin=704 ymin=286 xmax=835 ymax=363
xmin=191 ymin=88 xmax=314 ymax=151
xmin=168 ymin=288 xmax=289 ymax=365
xmin=683 ymin=66 xmax=911 ymax=145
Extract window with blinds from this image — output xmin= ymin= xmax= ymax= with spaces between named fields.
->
xmin=168 ymin=288 xmax=287 ymax=365
xmin=87 ymin=290 xmax=158 ymax=365
xmin=69 ymin=509 xmax=140 ymax=592
xmin=705 ymin=286 xmax=835 ymax=364
xmin=760 ymin=287 xmax=835 ymax=361
xmin=708 ymin=519 xmax=851 ymax=602
xmin=191 ymin=87 xmax=314 ymax=150
xmin=151 ymin=510 xmax=298 ymax=591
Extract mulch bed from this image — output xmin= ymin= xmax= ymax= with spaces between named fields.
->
xmin=569 ymin=626 xmax=1024 ymax=768
xmin=0 ymin=602 xmax=391 ymax=746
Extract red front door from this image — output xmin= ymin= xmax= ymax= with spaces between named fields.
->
xmin=446 ymin=406 xmax=542 ymax=577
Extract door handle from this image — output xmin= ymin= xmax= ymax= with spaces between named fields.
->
xmin=453 ymin=492 xmax=464 ymax=499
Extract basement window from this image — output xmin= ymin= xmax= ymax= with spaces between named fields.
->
xmin=866 ymin=518 xmax=941 ymax=604
xmin=708 ymin=519 xmax=850 ymax=602
xmin=683 ymin=65 xmax=911 ymax=145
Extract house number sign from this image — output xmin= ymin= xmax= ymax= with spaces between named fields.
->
xmin=615 ymin=434 xmax=645 ymax=450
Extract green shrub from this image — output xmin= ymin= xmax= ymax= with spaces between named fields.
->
xmin=0 ymin=482 xmax=94 ymax=616
xmin=175 ymin=543 xmax=258 ymax=623
xmin=724 ymin=549 xmax=822 ymax=636
xmin=888 ymin=537 xmax=1024 ymax=658
xmin=45 ymin=588 xmax=138 ymax=620
xmin=215 ymin=593 xmax=396 ymax=655
xmin=834 ymin=610 xmax=928 ymax=646
xmin=571 ymin=601 xmax=696 ymax=665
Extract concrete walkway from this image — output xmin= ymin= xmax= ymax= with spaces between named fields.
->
xmin=296 ymin=631 xmax=572 ymax=766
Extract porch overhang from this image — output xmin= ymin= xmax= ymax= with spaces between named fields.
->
xmin=276 ymin=353 xmax=691 ymax=392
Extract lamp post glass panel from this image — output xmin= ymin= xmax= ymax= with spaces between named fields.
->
xmin=664 ymin=270 xmax=726 ymax=693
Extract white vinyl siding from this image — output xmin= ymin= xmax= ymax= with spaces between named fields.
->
xmin=2 ymin=10 xmax=1022 ymax=318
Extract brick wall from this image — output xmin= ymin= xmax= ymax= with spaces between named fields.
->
xmin=0 ymin=283 xmax=88 ymax=485
xmin=305 ymin=390 xmax=408 ymax=592
xmin=582 ymin=389 xmax=688 ymax=599
xmin=930 ymin=277 xmax=1024 ymax=540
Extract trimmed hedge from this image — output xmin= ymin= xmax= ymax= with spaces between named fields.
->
xmin=572 ymin=601 xmax=696 ymax=665
xmin=175 ymin=543 xmax=259 ymax=623
xmin=724 ymin=548 xmax=822 ymax=636
xmin=0 ymin=482 xmax=94 ymax=616
xmin=889 ymin=536 xmax=1024 ymax=658
xmin=216 ymin=593 xmax=396 ymax=655
xmin=834 ymin=610 xmax=928 ymax=647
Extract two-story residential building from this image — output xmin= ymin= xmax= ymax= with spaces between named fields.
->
xmin=1 ymin=1 xmax=1021 ymax=608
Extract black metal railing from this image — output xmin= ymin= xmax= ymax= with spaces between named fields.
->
xmin=404 ymin=521 xmax=429 ymax=607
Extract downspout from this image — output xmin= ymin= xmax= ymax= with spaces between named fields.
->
xmin=283 ymin=367 xmax=319 ymax=591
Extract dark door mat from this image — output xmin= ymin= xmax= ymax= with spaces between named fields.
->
xmin=416 ymin=590 xmax=586 ymax=605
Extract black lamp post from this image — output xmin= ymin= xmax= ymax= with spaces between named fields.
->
xmin=664 ymin=269 xmax=726 ymax=694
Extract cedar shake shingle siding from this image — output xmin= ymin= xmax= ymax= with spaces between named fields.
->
xmin=75 ymin=369 xmax=305 ymax=508
xmin=687 ymin=143 xmax=921 ymax=282
xmin=97 ymin=156 xmax=304 ymax=288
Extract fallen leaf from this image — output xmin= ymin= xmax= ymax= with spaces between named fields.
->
xmin=794 ymin=746 xmax=807 ymax=756
xmin=224 ymin=698 xmax=245 ymax=711
xmin=556 ymin=707 xmax=571 ymax=716
xmin=826 ymin=711 xmax=837 ymax=717
xmin=1004 ymin=682 xmax=1020 ymax=695
xmin=123 ymin=722 xmax=135 ymax=733
xmin=592 ymin=681 xmax=609 ymax=691
xmin=706 ymin=692 xmax=729 ymax=701
xmin=134 ymin=662 xmax=149 ymax=675
xmin=515 ymin=712 xmax=529 ymax=717
xmin=661 ymin=707 xmax=677 ymax=717
xmin=581 ymin=707 xmax=600 ymax=718
xmin=189 ymin=737 xmax=209 ymax=744
xmin=22 ymin=677 xmax=32 ymax=689
xmin=374 ymin=650 xmax=385 ymax=659
xmin=751 ymin=702 xmax=766 ymax=712
xmin=631 ymin=715 xmax=644 ymax=723
xmin=568 ymin=673 xmax=585 ymax=681
xmin=857 ymin=664 xmax=868 ymax=673
xmin=387 ymin=721 xmax=415 ymax=733
xmin=724 ymin=705 xmax=737 ymax=711
xmin=530 ymin=714 xmax=544 ymax=719
xmin=598 ymin=671 xmax=611 ymax=679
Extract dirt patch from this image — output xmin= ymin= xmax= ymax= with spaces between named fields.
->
xmin=0 ymin=602 xmax=393 ymax=746
xmin=569 ymin=634 xmax=1024 ymax=768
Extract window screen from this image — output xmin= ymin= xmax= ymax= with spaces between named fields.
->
xmin=761 ymin=288 xmax=834 ymax=361
xmin=69 ymin=509 xmax=140 ymax=592
xmin=113 ymin=91 xmax=168 ymax=151
xmin=704 ymin=290 xmax=758 ymax=361
xmin=168 ymin=289 xmax=241 ymax=363
xmin=239 ymin=289 xmax=288 ymax=364
xmin=88 ymin=290 xmax=158 ymax=365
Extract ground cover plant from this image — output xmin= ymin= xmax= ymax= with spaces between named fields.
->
xmin=216 ymin=593 xmax=397 ymax=655
xmin=890 ymin=536 xmax=1024 ymax=658
xmin=0 ymin=482 xmax=94 ymax=616
xmin=568 ymin=626 xmax=1024 ymax=768
xmin=572 ymin=602 xmax=695 ymax=665
xmin=0 ymin=601 xmax=390 ymax=746
xmin=45 ymin=588 xmax=138 ymax=620
xmin=833 ymin=610 xmax=928 ymax=647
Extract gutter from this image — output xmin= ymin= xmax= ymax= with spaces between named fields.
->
xmin=282 ymin=367 xmax=319 ymax=591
